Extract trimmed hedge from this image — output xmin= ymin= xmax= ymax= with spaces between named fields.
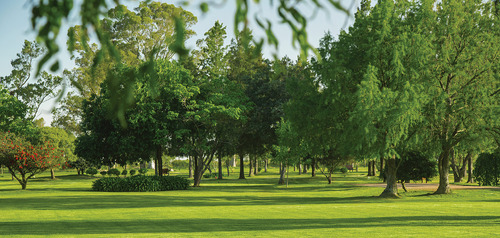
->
xmin=92 ymin=176 xmax=190 ymax=192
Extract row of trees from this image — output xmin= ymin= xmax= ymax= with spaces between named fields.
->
xmin=2 ymin=1 xmax=499 ymax=193
xmin=283 ymin=0 xmax=500 ymax=197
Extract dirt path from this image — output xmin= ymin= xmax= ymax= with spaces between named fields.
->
xmin=357 ymin=183 xmax=500 ymax=191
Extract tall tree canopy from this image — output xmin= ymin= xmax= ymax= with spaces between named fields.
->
xmin=1 ymin=40 xmax=63 ymax=121
xmin=52 ymin=1 xmax=197 ymax=133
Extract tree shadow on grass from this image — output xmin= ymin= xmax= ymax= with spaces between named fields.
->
xmin=1 ymin=216 xmax=498 ymax=235
xmin=0 ymin=193 xmax=379 ymax=211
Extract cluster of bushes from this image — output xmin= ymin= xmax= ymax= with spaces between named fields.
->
xmin=92 ymin=175 xmax=190 ymax=192
xmin=475 ymin=152 xmax=500 ymax=186
xmin=85 ymin=168 xmax=148 ymax=177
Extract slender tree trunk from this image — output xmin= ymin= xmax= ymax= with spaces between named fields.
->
xmin=380 ymin=156 xmax=399 ymax=198
xmin=327 ymin=169 xmax=332 ymax=184
xmin=278 ymin=162 xmax=286 ymax=185
xmin=154 ymin=158 xmax=158 ymax=176
xmin=456 ymin=153 xmax=470 ymax=183
xmin=21 ymin=173 xmax=27 ymax=190
xmin=226 ymin=158 xmax=230 ymax=177
xmin=232 ymin=155 xmax=237 ymax=167
xmin=239 ymin=153 xmax=245 ymax=179
xmin=298 ymin=163 xmax=302 ymax=175
xmin=435 ymin=148 xmax=452 ymax=194
xmin=254 ymin=157 xmax=258 ymax=175
xmin=218 ymin=156 xmax=223 ymax=180
xmin=311 ymin=159 xmax=316 ymax=177
xmin=264 ymin=159 xmax=268 ymax=172
xmin=367 ymin=161 xmax=372 ymax=176
xmin=248 ymin=154 xmax=253 ymax=177
xmin=303 ymin=162 xmax=308 ymax=174
xmin=467 ymin=153 xmax=474 ymax=183
xmin=188 ymin=156 xmax=193 ymax=179
xmin=401 ymin=181 xmax=408 ymax=192
xmin=51 ymin=169 xmax=56 ymax=179
xmin=372 ymin=160 xmax=376 ymax=176
xmin=157 ymin=146 xmax=163 ymax=177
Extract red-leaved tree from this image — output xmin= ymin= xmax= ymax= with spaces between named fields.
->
xmin=0 ymin=131 xmax=64 ymax=189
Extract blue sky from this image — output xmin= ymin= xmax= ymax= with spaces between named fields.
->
xmin=0 ymin=0 xmax=358 ymax=124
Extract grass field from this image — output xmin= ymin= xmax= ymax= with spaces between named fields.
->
xmin=0 ymin=168 xmax=499 ymax=237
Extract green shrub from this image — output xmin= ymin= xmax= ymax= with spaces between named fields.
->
xmin=121 ymin=169 xmax=128 ymax=176
xmin=203 ymin=173 xmax=211 ymax=178
xmin=138 ymin=168 xmax=148 ymax=175
xmin=380 ymin=151 xmax=438 ymax=182
xmin=129 ymin=169 xmax=136 ymax=176
xmin=474 ymin=152 xmax=500 ymax=186
xmin=100 ymin=171 xmax=107 ymax=176
xmin=85 ymin=168 xmax=98 ymax=176
xmin=397 ymin=151 xmax=438 ymax=182
xmin=108 ymin=168 xmax=120 ymax=177
xmin=92 ymin=176 xmax=190 ymax=192
xmin=340 ymin=167 xmax=348 ymax=174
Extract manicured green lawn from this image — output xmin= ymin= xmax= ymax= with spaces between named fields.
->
xmin=0 ymin=168 xmax=499 ymax=237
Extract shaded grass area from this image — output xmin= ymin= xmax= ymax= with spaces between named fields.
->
xmin=1 ymin=169 xmax=499 ymax=237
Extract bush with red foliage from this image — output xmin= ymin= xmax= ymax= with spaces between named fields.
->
xmin=0 ymin=131 xmax=64 ymax=189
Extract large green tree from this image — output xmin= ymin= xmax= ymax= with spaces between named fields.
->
xmin=39 ymin=126 xmax=77 ymax=179
xmin=52 ymin=1 xmax=197 ymax=133
xmin=1 ymin=40 xmax=63 ymax=121
xmin=420 ymin=0 xmax=500 ymax=194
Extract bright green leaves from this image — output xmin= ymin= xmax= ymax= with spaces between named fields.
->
xmin=1 ymin=40 xmax=64 ymax=121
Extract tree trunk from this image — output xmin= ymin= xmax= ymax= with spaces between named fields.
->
xmin=278 ymin=162 xmax=286 ymax=185
xmin=367 ymin=161 xmax=372 ymax=176
xmin=372 ymin=160 xmax=376 ymax=176
xmin=193 ymin=155 xmax=204 ymax=187
xmin=157 ymin=146 xmax=163 ymax=177
xmin=327 ymin=170 xmax=332 ymax=184
xmin=298 ymin=163 xmax=302 ymax=175
xmin=232 ymin=155 xmax=237 ymax=167
xmin=51 ymin=169 xmax=56 ymax=179
xmin=254 ymin=157 xmax=258 ymax=175
xmin=467 ymin=153 xmax=474 ymax=183
xmin=264 ymin=159 xmax=268 ymax=172
xmin=248 ymin=154 xmax=253 ymax=177
xmin=401 ymin=181 xmax=408 ymax=192
xmin=455 ymin=153 xmax=468 ymax=183
xmin=154 ymin=158 xmax=158 ymax=176
xmin=303 ymin=163 xmax=308 ymax=174
xmin=239 ymin=153 xmax=245 ymax=179
xmin=435 ymin=149 xmax=452 ymax=194
xmin=380 ymin=157 xmax=400 ymax=198
xmin=226 ymin=158 xmax=231 ymax=177
xmin=188 ymin=156 xmax=193 ymax=178
xmin=311 ymin=159 xmax=316 ymax=177
xmin=21 ymin=173 xmax=27 ymax=190
xmin=218 ymin=156 xmax=223 ymax=180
